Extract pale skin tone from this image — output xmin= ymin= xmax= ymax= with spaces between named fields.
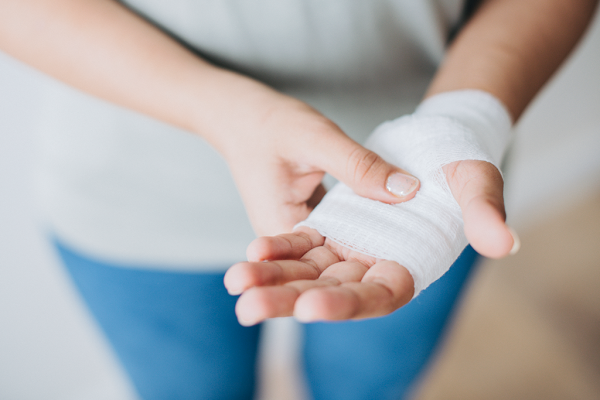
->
xmin=1 ymin=0 xmax=597 ymax=324
xmin=0 ymin=0 xmax=418 ymax=236
xmin=225 ymin=0 xmax=599 ymax=324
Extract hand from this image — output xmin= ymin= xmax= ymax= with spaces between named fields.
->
xmin=225 ymin=227 xmax=415 ymax=325
xmin=224 ymin=159 xmax=517 ymax=325
xmin=203 ymin=74 xmax=420 ymax=236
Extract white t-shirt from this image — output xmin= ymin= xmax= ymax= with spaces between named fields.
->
xmin=35 ymin=0 xmax=464 ymax=269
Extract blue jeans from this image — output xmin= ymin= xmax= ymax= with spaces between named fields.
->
xmin=54 ymin=240 xmax=479 ymax=400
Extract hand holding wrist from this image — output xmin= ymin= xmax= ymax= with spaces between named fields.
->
xmin=191 ymin=70 xmax=420 ymax=236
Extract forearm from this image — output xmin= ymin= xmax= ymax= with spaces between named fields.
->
xmin=0 ymin=0 xmax=281 ymax=151
xmin=427 ymin=0 xmax=598 ymax=120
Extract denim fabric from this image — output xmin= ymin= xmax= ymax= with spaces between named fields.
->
xmin=55 ymin=240 xmax=261 ymax=400
xmin=55 ymin=239 xmax=478 ymax=400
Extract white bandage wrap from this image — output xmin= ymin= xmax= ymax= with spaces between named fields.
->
xmin=297 ymin=90 xmax=513 ymax=296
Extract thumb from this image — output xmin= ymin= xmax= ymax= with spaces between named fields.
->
xmin=444 ymin=160 xmax=520 ymax=258
xmin=317 ymin=135 xmax=420 ymax=203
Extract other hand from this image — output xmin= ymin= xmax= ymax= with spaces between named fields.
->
xmin=204 ymin=75 xmax=420 ymax=236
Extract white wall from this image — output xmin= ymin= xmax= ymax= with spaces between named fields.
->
xmin=1 ymin=8 xmax=600 ymax=400
xmin=0 ymin=55 xmax=139 ymax=400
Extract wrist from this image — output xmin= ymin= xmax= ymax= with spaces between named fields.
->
xmin=187 ymin=67 xmax=301 ymax=158
xmin=415 ymin=89 xmax=513 ymax=166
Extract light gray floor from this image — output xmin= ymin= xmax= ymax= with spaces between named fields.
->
xmin=1 ymin=9 xmax=600 ymax=400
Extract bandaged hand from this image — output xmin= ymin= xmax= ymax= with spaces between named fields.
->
xmin=225 ymin=90 xmax=520 ymax=324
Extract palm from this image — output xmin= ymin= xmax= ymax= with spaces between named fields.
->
xmin=224 ymin=228 xmax=414 ymax=325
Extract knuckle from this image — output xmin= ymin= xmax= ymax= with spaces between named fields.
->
xmin=346 ymin=148 xmax=384 ymax=184
xmin=294 ymin=231 xmax=315 ymax=249
xmin=298 ymin=256 xmax=321 ymax=277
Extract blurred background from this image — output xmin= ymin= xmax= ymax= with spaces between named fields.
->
xmin=1 ymin=7 xmax=599 ymax=400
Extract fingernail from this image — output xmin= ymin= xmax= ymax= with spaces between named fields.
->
xmin=386 ymin=172 xmax=419 ymax=197
xmin=508 ymin=227 xmax=521 ymax=255
xmin=227 ymin=287 xmax=243 ymax=296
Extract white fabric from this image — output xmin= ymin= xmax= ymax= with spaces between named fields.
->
xmin=297 ymin=90 xmax=513 ymax=296
xmin=36 ymin=0 xmax=463 ymax=268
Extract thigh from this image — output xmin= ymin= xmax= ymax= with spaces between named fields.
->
xmin=54 ymin=239 xmax=261 ymax=400
xmin=302 ymin=246 xmax=480 ymax=400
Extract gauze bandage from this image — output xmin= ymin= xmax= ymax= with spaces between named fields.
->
xmin=297 ymin=90 xmax=513 ymax=296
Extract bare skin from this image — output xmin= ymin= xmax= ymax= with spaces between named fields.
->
xmin=1 ymin=0 xmax=597 ymax=324
xmin=0 ymin=0 xmax=418 ymax=237
xmin=225 ymin=0 xmax=599 ymax=325
xmin=225 ymin=160 xmax=504 ymax=324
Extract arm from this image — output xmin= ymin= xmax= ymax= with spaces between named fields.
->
xmin=431 ymin=0 xmax=598 ymax=258
xmin=0 ymin=0 xmax=225 ymax=141
xmin=429 ymin=0 xmax=599 ymax=120
xmin=0 ymin=0 xmax=415 ymax=236
xmin=226 ymin=0 xmax=599 ymax=324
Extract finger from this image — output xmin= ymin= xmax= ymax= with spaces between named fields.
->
xmin=236 ymin=165 xmax=324 ymax=236
xmin=323 ymin=238 xmax=378 ymax=267
xmin=319 ymin=260 xmax=370 ymax=283
xmin=224 ymin=245 xmax=338 ymax=295
xmin=314 ymin=135 xmax=420 ymax=203
xmin=246 ymin=227 xmax=324 ymax=262
xmin=235 ymin=285 xmax=300 ymax=325
xmin=235 ymin=261 xmax=368 ymax=325
xmin=445 ymin=160 xmax=518 ymax=258
xmin=294 ymin=261 xmax=414 ymax=321
xmin=236 ymin=279 xmax=334 ymax=325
